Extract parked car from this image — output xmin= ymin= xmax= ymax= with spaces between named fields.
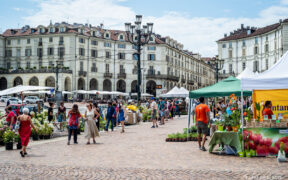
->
xmin=23 ymin=96 xmax=44 ymax=104
xmin=0 ymin=96 xmax=11 ymax=102
xmin=6 ymin=97 xmax=21 ymax=105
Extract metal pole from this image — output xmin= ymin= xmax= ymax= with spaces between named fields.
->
xmin=137 ymin=30 xmax=141 ymax=106
xmin=241 ymin=89 xmax=244 ymax=151
xmin=187 ymin=98 xmax=192 ymax=138
xmin=114 ymin=40 xmax=116 ymax=98
xmin=56 ymin=61 xmax=59 ymax=92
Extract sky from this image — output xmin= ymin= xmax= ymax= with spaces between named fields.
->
xmin=1 ymin=0 xmax=288 ymax=56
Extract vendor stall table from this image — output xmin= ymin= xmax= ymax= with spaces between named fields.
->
xmin=209 ymin=131 xmax=241 ymax=153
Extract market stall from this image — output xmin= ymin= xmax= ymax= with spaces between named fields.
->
xmin=241 ymin=51 xmax=288 ymax=157
xmin=160 ymin=86 xmax=189 ymax=98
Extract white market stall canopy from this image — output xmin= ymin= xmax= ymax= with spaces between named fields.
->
xmin=160 ymin=86 xmax=189 ymax=97
xmin=73 ymin=90 xmax=128 ymax=96
xmin=0 ymin=85 xmax=53 ymax=96
xmin=23 ymin=90 xmax=73 ymax=95
xmin=236 ymin=67 xmax=256 ymax=80
xmin=131 ymin=93 xmax=153 ymax=97
xmin=241 ymin=51 xmax=288 ymax=90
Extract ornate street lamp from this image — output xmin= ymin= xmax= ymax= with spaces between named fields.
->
xmin=214 ymin=55 xmax=224 ymax=82
xmin=125 ymin=15 xmax=154 ymax=105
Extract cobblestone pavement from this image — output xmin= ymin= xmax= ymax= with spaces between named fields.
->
xmin=0 ymin=116 xmax=287 ymax=179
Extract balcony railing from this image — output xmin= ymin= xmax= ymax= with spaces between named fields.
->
xmin=0 ymin=68 xmax=72 ymax=74
xmin=104 ymin=72 xmax=113 ymax=78
xmin=78 ymin=70 xmax=87 ymax=77
xmin=181 ymin=78 xmax=186 ymax=83
xmin=188 ymin=80 xmax=194 ymax=85
xmin=117 ymin=73 xmax=126 ymax=79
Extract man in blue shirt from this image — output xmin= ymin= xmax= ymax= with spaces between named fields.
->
xmin=105 ymin=102 xmax=115 ymax=131
xmin=158 ymin=98 xmax=166 ymax=125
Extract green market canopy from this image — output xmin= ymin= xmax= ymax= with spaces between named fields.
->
xmin=189 ymin=76 xmax=252 ymax=99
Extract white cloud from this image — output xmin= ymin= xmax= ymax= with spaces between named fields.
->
xmin=13 ymin=7 xmax=21 ymax=11
xmin=22 ymin=0 xmax=288 ymax=56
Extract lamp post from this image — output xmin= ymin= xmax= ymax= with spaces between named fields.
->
xmin=125 ymin=15 xmax=153 ymax=106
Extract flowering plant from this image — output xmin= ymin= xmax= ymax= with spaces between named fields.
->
xmin=3 ymin=129 xmax=15 ymax=143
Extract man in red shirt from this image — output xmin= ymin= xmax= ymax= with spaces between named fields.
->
xmin=6 ymin=106 xmax=17 ymax=129
xmin=195 ymin=97 xmax=210 ymax=151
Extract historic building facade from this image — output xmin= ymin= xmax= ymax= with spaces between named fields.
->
xmin=0 ymin=22 xmax=215 ymax=96
xmin=217 ymin=19 xmax=288 ymax=79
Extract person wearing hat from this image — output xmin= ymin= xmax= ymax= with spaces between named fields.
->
xmin=150 ymin=97 xmax=158 ymax=128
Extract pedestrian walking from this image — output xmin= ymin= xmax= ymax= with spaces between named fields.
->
xmin=158 ymin=98 xmax=166 ymax=125
xmin=195 ymin=97 xmax=210 ymax=151
xmin=113 ymin=102 xmax=118 ymax=128
xmin=18 ymin=108 xmax=37 ymax=157
xmin=175 ymin=99 xmax=181 ymax=118
xmin=165 ymin=99 xmax=169 ymax=121
xmin=6 ymin=106 xmax=17 ymax=129
xmin=48 ymin=102 xmax=54 ymax=123
xmin=84 ymin=103 xmax=99 ymax=144
xmin=57 ymin=102 xmax=66 ymax=131
xmin=105 ymin=102 xmax=115 ymax=131
xmin=118 ymin=103 xmax=127 ymax=133
xmin=67 ymin=104 xmax=81 ymax=145
xmin=150 ymin=97 xmax=158 ymax=128
xmin=93 ymin=102 xmax=101 ymax=130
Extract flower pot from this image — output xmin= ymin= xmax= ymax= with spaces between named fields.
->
xmin=32 ymin=135 xmax=39 ymax=141
xmin=250 ymin=149 xmax=256 ymax=157
xmin=0 ymin=141 xmax=4 ymax=146
xmin=17 ymin=142 xmax=22 ymax=149
xmin=245 ymin=151 xmax=251 ymax=158
xmin=5 ymin=142 xmax=13 ymax=150
xmin=44 ymin=135 xmax=51 ymax=139
xmin=217 ymin=125 xmax=224 ymax=131
xmin=226 ymin=126 xmax=232 ymax=131
xmin=39 ymin=135 xmax=44 ymax=139
xmin=232 ymin=126 xmax=238 ymax=132
xmin=238 ymin=151 xmax=244 ymax=157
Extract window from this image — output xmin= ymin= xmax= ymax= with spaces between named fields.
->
xmin=105 ymin=33 xmax=110 ymax=38
xmin=229 ymin=41 xmax=232 ymax=48
xmin=79 ymin=48 xmax=85 ymax=56
xmin=91 ymin=63 xmax=97 ymax=72
xmin=253 ymin=61 xmax=259 ymax=72
xmin=149 ymin=37 xmax=154 ymax=41
xmin=39 ymin=28 xmax=44 ymax=33
xmin=120 ymin=65 xmax=125 ymax=73
xmin=49 ymin=37 xmax=53 ymax=42
xmin=266 ymin=36 xmax=268 ymax=41
xmin=17 ymin=39 xmax=20 ymax=45
xmin=16 ymin=49 xmax=21 ymax=57
xmin=132 ymin=45 xmax=137 ymax=50
xmin=25 ymin=49 xmax=31 ymax=56
xmin=80 ymin=61 xmax=84 ymax=71
xmin=242 ymin=49 xmax=246 ymax=56
xmin=6 ymin=62 xmax=11 ymax=69
xmin=118 ymin=53 xmax=125 ymax=60
xmin=91 ymin=50 xmax=98 ymax=58
xmin=105 ymin=51 xmax=110 ymax=59
xmin=229 ymin=64 xmax=233 ymax=74
xmin=265 ymin=44 xmax=269 ymax=53
xmin=118 ymin=44 xmax=126 ymax=49
xmin=49 ymin=27 xmax=54 ymax=33
xmin=148 ymin=54 xmax=155 ymax=61
xmin=242 ymin=40 xmax=246 ymax=47
xmin=147 ymin=46 xmax=156 ymax=50
xmin=37 ymin=48 xmax=43 ymax=58
xmin=7 ymin=40 xmax=11 ymax=45
xmin=133 ymin=53 xmax=139 ymax=60
xmin=266 ymin=59 xmax=269 ymax=70
xmin=254 ymin=46 xmax=258 ymax=55
xmin=79 ymin=38 xmax=85 ymax=43
xmin=148 ymin=66 xmax=154 ymax=75
xmin=80 ymin=29 xmax=84 ymax=34
xmin=255 ymin=37 xmax=258 ymax=44
xmin=242 ymin=62 xmax=246 ymax=70
xmin=49 ymin=61 xmax=53 ymax=67
xmin=48 ymin=47 xmax=54 ymax=56
xmin=27 ymin=39 xmax=30 ymax=44
xmin=17 ymin=61 xmax=21 ymax=68
xmin=105 ymin=64 xmax=109 ymax=73
xmin=229 ymin=50 xmax=233 ymax=58
xmin=104 ymin=42 xmax=111 ymax=47
xmin=166 ymin=55 xmax=169 ymax=62
xmin=119 ymin=35 xmax=124 ymax=40
xmin=58 ymin=47 xmax=65 ymax=58
xmin=60 ymin=27 xmax=65 ymax=33
xmin=26 ymin=62 xmax=31 ymax=69
xmin=59 ymin=36 xmax=64 ymax=45
xmin=91 ymin=40 xmax=98 ymax=45
xmin=39 ymin=61 xmax=42 ymax=68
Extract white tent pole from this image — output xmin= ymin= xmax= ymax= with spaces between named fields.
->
xmin=187 ymin=98 xmax=192 ymax=138
xmin=241 ymin=89 xmax=244 ymax=152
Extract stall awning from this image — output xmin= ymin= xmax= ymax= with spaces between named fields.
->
xmin=189 ymin=76 xmax=252 ymax=98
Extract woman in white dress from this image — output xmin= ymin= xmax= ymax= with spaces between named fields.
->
xmin=84 ymin=103 xmax=99 ymax=144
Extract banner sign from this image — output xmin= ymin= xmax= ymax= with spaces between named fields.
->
xmin=253 ymin=89 xmax=288 ymax=120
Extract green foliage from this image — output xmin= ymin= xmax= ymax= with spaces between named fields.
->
xmin=3 ymin=129 xmax=15 ymax=143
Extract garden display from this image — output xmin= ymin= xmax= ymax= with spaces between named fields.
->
xmin=166 ymin=127 xmax=198 ymax=142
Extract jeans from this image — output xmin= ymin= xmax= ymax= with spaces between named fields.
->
xmin=105 ymin=118 xmax=114 ymax=131
xmin=175 ymin=108 xmax=181 ymax=117
xmin=68 ymin=128 xmax=78 ymax=143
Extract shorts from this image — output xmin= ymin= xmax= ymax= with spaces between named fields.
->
xmin=152 ymin=109 xmax=157 ymax=119
xmin=165 ymin=110 xmax=169 ymax=117
xmin=197 ymin=121 xmax=208 ymax=135
xmin=58 ymin=114 xmax=65 ymax=122
xmin=159 ymin=110 xmax=165 ymax=117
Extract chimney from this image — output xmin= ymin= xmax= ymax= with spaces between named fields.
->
xmin=241 ymin=24 xmax=244 ymax=29
xmin=224 ymin=33 xmax=227 ymax=37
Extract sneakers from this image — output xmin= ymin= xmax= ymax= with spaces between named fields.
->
xmin=156 ymin=125 xmax=158 ymax=128
xmin=200 ymin=146 xmax=207 ymax=151
xmin=67 ymin=141 xmax=70 ymax=145
xmin=151 ymin=126 xmax=155 ymax=128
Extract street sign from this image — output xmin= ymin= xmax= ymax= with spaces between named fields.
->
xmin=156 ymin=85 xmax=162 ymax=89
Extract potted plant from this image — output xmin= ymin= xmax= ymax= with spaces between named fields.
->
xmin=31 ymin=128 xmax=39 ymax=141
xmin=255 ymin=102 xmax=261 ymax=126
xmin=224 ymin=114 xmax=232 ymax=131
xmin=277 ymin=142 xmax=287 ymax=162
xmin=216 ymin=120 xmax=224 ymax=131
xmin=0 ymin=127 xmax=5 ymax=145
xmin=245 ymin=142 xmax=251 ymax=157
xmin=3 ymin=129 xmax=15 ymax=150
xmin=15 ymin=134 xmax=22 ymax=149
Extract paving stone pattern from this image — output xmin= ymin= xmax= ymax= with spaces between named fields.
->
xmin=0 ymin=115 xmax=287 ymax=179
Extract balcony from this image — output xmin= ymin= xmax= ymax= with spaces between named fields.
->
xmin=0 ymin=68 xmax=72 ymax=74
xmin=78 ymin=70 xmax=87 ymax=77
xmin=166 ymin=75 xmax=179 ymax=82
xmin=181 ymin=78 xmax=186 ymax=83
xmin=59 ymin=41 xmax=64 ymax=45
xmin=188 ymin=80 xmax=194 ymax=85
xmin=198 ymin=82 xmax=202 ymax=87
xmin=118 ymin=73 xmax=126 ymax=79
xmin=104 ymin=72 xmax=113 ymax=78
xmin=91 ymin=67 xmax=97 ymax=72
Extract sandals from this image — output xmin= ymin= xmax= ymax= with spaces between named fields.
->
xmin=20 ymin=151 xmax=25 ymax=157
xmin=86 ymin=142 xmax=90 ymax=145
xmin=93 ymin=140 xmax=96 ymax=144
